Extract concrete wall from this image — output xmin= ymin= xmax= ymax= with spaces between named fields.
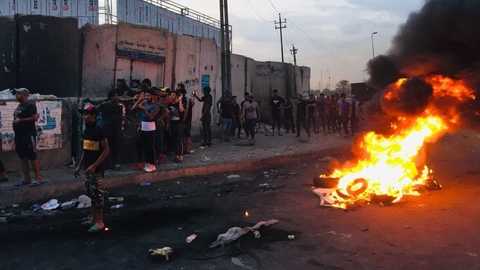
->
xmin=0 ymin=17 xmax=16 ymax=90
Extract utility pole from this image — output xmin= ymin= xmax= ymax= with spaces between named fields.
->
xmin=274 ymin=13 xmax=286 ymax=63
xmin=290 ymin=44 xmax=297 ymax=66
xmin=219 ymin=0 xmax=232 ymax=97
xmin=290 ymin=44 xmax=298 ymax=95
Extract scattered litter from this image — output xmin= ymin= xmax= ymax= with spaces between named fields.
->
xmin=0 ymin=217 xmax=6 ymax=223
xmin=148 ymin=247 xmax=174 ymax=262
xmin=227 ymin=175 xmax=241 ymax=179
xmin=259 ymin=183 xmax=269 ymax=187
xmin=324 ymin=231 xmax=352 ymax=239
xmin=201 ymin=155 xmax=211 ymax=162
xmin=110 ymin=204 xmax=124 ymax=209
xmin=210 ymin=219 xmax=279 ymax=248
xmin=60 ymin=199 xmax=79 ymax=210
xmin=12 ymin=204 xmax=19 ymax=208
xmin=140 ymin=182 xmax=151 ymax=186
xmin=186 ymin=234 xmax=197 ymax=243
xmin=41 ymin=199 xmax=60 ymax=210
xmin=108 ymin=196 xmax=124 ymax=202
xmin=253 ymin=230 xmax=261 ymax=238
xmin=77 ymin=195 xmax=92 ymax=209
xmin=405 ymin=225 xmax=411 ymax=228
xmin=263 ymin=171 xmax=268 ymax=175
xmin=231 ymin=257 xmax=255 ymax=270
xmin=468 ymin=252 xmax=478 ymax=257
xmin=288 ymin=172 xmax=297 ymax=175
xmin=288 ymin=235 xmax=295 ymax=240
xmin=320 ymin=156 xmax=332 ymax=162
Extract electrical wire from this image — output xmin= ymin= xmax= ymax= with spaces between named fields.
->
xmin=245 ymin=0 xmax=273 ymax=23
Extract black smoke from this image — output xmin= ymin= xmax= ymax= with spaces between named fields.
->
xmin=365 ymin=0 xmax=480 ymax=131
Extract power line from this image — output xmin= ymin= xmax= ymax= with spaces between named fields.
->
xmin=244 ymin=0 xmax=273 ymax=23
xmin=268 ymin=0 xmax=280 ymax=13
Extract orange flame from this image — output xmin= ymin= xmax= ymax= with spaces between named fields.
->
xmin=321 ymin=75 xmax=475 ymax=208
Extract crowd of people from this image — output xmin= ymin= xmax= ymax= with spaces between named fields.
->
xmin=113 ymin=83 xmax=361 ymax=173
xmin=2 ymin=83 xmax=360 ymax=233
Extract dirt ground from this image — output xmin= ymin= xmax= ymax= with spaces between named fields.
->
xmin=1 ymin=130 xmax=479 ymax=270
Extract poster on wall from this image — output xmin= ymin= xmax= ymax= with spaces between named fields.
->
xmin=30 ymin=0 xmax=48 ymax=15
xmin=36 ymin=100 xmax=63 ymax=150
xmin=155 ymin=6 xmax=164 ymax=29
xmin=0 ymin=1 xmax=13 ymax=16
xmin=15 ymin=0 xmax=29 ymax=15
xmin=116 ymin=22 xmax=167 ymax=63
xmin=0 ymin=100 xmax=63 ymax=151
xmin=61 ymin=0 xmax=78 ymax=17
xmin=201 ymin=75 xmax=210 ymax=93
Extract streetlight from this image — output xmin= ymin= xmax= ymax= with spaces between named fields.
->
xmin=371 ymin=31 xmax=378 ymax=59
xmin=326 ymin=69 xmax=330 ymax=90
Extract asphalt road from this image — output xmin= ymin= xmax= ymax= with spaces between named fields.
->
xmin=1 ymin=130 xmax=479 ymax=270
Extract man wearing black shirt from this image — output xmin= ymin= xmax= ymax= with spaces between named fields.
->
xmin=306 ymin=94 xmax=317 ymax=133
xmin=219 ymin=95 xmax=234 ymax=142
xmin=270 ymin=89 xmax=285 ymax=136
xmin=231 ymin=96 xmax=241 ymax=138
xmin=283 ymin=97 xmax=295 ymax=133
xmin=168 ymin=91 xmax=185 ymax=163
xmin=295 ymin=94 xmax=310 ymax=138
xmin=74 ymin=104 xmax=109 ymax=232
xmin=12 ymin=88 xmax=43 ymax=187
xmin=98 ymin=91 xmax=127 ymax=170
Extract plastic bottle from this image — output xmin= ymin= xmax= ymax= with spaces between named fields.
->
xmin=110 ymin=204 xmax=124 ymax=209
xmin=108 ymin=196 xmax=124 ymax=202
xmin=140 ymin=182 xmax=151 ymax=186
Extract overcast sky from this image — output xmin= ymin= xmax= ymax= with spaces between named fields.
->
xmin=176 ymin=0 xmax=426 ymax=90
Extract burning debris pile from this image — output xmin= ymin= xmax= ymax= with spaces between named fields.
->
xmin=314 ymin=0 xmax=480 ymax=208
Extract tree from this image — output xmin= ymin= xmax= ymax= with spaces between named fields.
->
xmin=335 ymin=80 xmax=351 ymax=94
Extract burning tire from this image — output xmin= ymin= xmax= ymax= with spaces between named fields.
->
xmin=346 ymin=178 xmax=368 ymax=196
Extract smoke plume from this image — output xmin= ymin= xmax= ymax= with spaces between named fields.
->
xmin=365 ymin=0 xmax=480 ymax=131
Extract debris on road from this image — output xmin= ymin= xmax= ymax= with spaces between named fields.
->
xmin=201 ymin=155 xmax=211 ymax=162
xmin=227 ymin=175 xmax=241 ymax=179
xmin=76 ymin=195 xmax=92 ymax=209
xmin=110 ymin=204 xmax=124 ymax=209
xmin=210 ymin=219 xmax=279 ymax=248
xmin=60 ymin=199 xmax=79 ymax=210
xmin=140 ymin=182 xmax=151 ymax=186
xmin=288 ymin=235 xmax=295 ymax=240
xmin=186 ymin=234 xmax=197 ymax=243
xmin=41 ymin=199 xmax=60 ymax=210
xmin=148 ymin=247 xmax=174 ymax=262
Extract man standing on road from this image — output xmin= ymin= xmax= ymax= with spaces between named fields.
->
xmin=193 ymin=87 xmax=213 ymax=147
xmin=315 ymin=94 xmax=327 ymax=135
xmin=131 ymin=89 xmax=160 ymax=172
xmin=243 ymin=94 xmax=260 ymax=145
xmin=295 ymin=94 xmax=310 ymax=138
xmin=74 ymin=104 xmax=109 ymax=233
xmin=12 ymin=88 xmax=43 ymax=186
xmin=282 ymin=97 xmax=295 ymax=134
xmin=219 ymin=95 xmax=234 ymax=142
xmin=306 ymin=94 xmax=317 ymax=133
xmin=270 ymin=89 xmax=285 ymax=136
xmin=231 ymin=96 xmax=242 ymax=138
xmin=240 ymin=92 xmax=250 ymax=140
xmin=98 ymin=91 xmax=127 ymax=170
xmin=337 ymin=93 xmax=351 ymax=138
xmin=168 ymin=91 xmax=185 ymax=163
